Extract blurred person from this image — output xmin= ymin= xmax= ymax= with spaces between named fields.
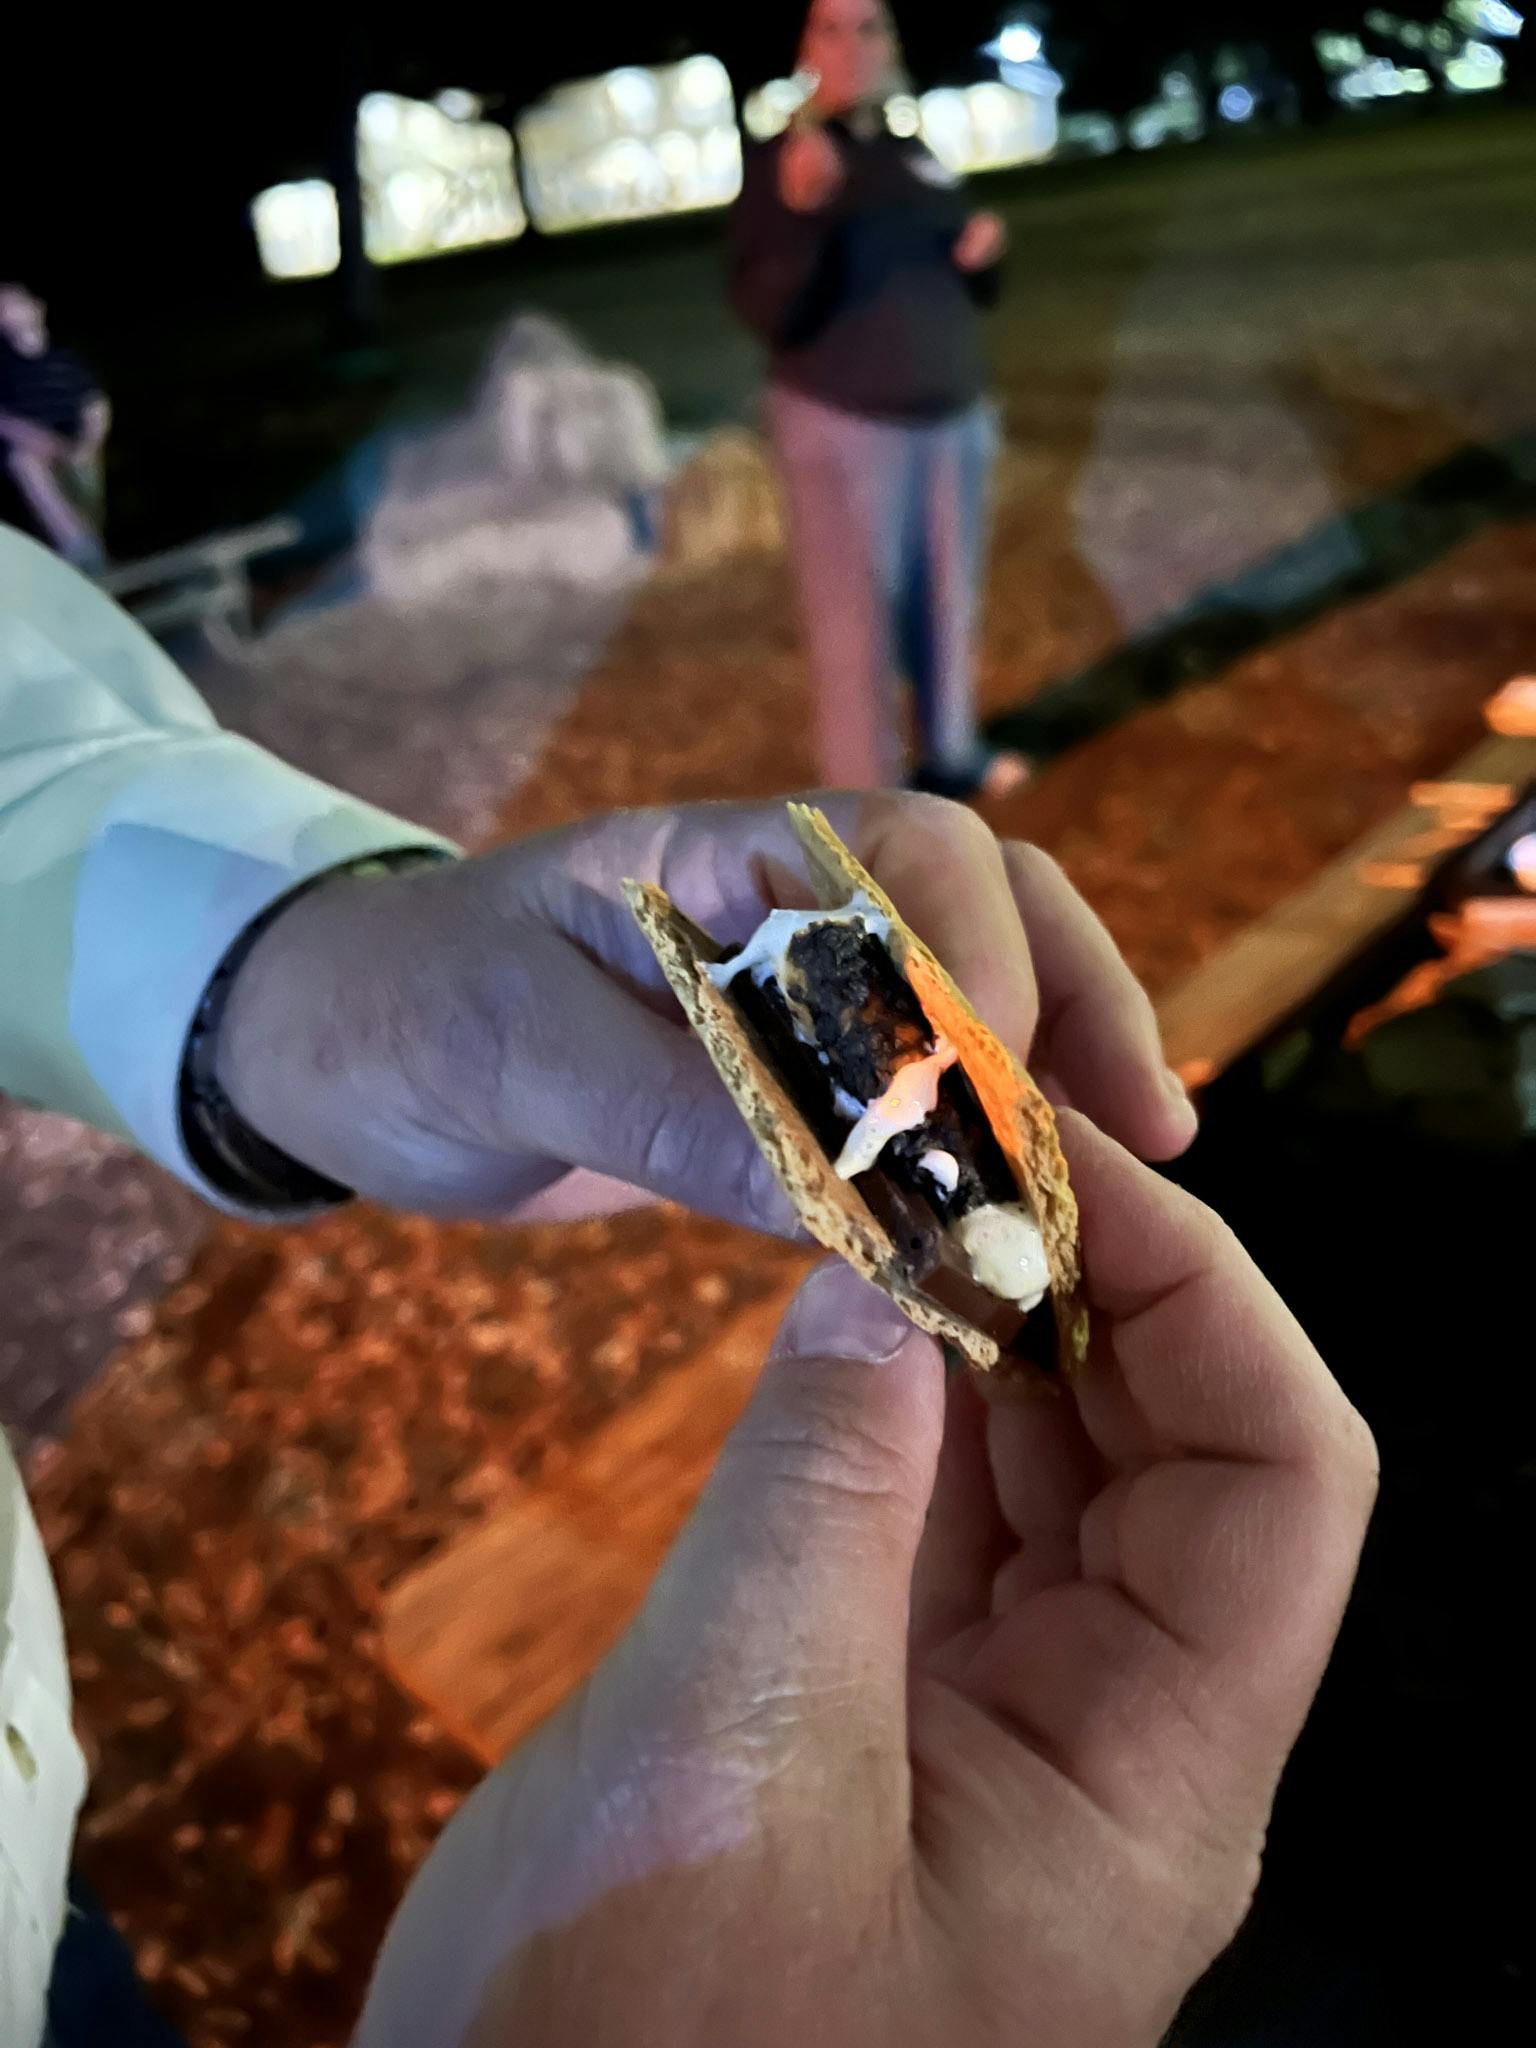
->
xmin=0 ymin=286 xmax=110 ymax=569
xmin=731 ymin=0 xmax=1027 ymax=799
xmin=0 ymin=526 xmax=1374 ymax=2045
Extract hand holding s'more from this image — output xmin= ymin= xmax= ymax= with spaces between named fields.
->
xmin=627 ymin=803 xmax=1089 ymax=1382
xmin=369 ymin=801 xmax=1376 ymax=2048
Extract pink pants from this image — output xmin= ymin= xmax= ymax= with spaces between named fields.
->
xmin=768 ymin=385 xmax=997 ymax=790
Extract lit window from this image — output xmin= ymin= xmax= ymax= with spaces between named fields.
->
xmin=357 ymin=93 xmax=527 ymax=265
xmin=519 ymin=56 xmax=742 ymax=232
xmin=251 ymin=180 xmax=341 ymax=280
xmin=918 ymin=81 xmax=1059 ymax=173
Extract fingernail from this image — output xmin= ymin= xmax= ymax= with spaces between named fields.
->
xmin=1160 ymin=1066 xmax=1200 ymax=1145
xmin=776 ymin=1262 xmax=914 ymax=1363
xmin=1161 ymin=1063 xmax=1191 ymax=1103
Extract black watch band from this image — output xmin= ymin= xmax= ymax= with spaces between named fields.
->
xmin=178 ymin=848 xmax=451 ymax=1210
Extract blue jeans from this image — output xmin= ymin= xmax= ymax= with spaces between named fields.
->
xmin=768 ymin=386 xmax=998 ymax=789
xmin=45 ymin=1875 xmax=184 ymax=2047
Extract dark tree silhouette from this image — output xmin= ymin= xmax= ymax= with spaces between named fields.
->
xmin=1052 ymin=1 xmax=1516 ymax=119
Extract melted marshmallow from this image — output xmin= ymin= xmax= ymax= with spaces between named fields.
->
xmin=706 ymin=893 xmax=892 ymax=998
xmin=833 ymin=1039 xmax=958 ymax=1179
xmin=918 ymin=1148 xmax=960 ymax=1196
xmin=953 ymin=1204 xmax=1050 ymax=1312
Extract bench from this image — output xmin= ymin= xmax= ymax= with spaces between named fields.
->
xmin=97 ymin=517 xmax=302 ymax=647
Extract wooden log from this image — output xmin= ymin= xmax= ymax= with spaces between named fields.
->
xmin=381 ymin=1282 xmax=798 ymax=1765
xmin=1158 ymin=731 xmax=1536 ymax=1088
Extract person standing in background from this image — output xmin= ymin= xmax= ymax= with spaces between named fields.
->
xmin=0 ymin=284 xmax=110 ymax=569
xmin=731 ymin=0 xmax=1028 ymax=798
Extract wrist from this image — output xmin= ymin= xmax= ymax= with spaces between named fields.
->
xmin=190 ymin=851 xmax=448 ymax=1208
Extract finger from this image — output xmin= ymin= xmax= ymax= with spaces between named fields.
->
xmin=835 ymin=791 xmax=1042 ymax=1057
xmin=1064 ymin=1112 xmax=1369 ymax=1478
xmin=489 ymin=919 xmax=796 ymax=1234
xmin=984 ymin=1390 xmax=1104 ymax=1608
xmin=518 ymin=793 xmax=1040 ymax=1054
xmin=909 ymin=1368 xmax=1010 ymax=1658
xmin=1063 ymin=1109 xmax=1377 ymax=1673
xmin=633 ymin=1264 xmax=945 ymax=1759
xmin=1001 ymin=843 xmax=1196 ymax=1161
xmin=510 ymin=800 xmax=847 ymax=1002
xmin=960 ymin=1115 xmax=1376 ymax=1838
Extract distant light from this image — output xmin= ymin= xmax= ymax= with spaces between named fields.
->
xmin=742 ymin=71 xmax=815 ymax=140
xmin=251 ymin=180 xmax=340 ymax=280
xmin=1449 ymin=0 xmax=1523 ymax=34
xmin=1002 ymin=57 xmax=1064 ymax=96
xmin=1446 ymin=40 xmax=1507 ymax=88
xmin=675 ymin=54 xmax=732 ymax=118
xmin=1316 ymin=33 xmax=1367 ymax=68
xmin=994 ymin=22 xmax=1043 ymax=65
xmin=1126 ymin=85 xmax=1205 ymax=150
xmin=1509 ymin=832 xmax=1536 ymax=893
xmin=355 ymin=92 xmax=526 ymax=266
xmin=700 ymin=127 xmax=741 ymax=185
xmin=606 ymin=67 xmax=661 ymax=134
xmin=885 ymin=93 xmax=921 ymax=137
xmin=358 ymin=92 xmax=402 ymax=145
xmin=654 ymin=129 xmax=700 ymax=183
xmin=917 ymin=80 xmax=1058 ymax=172
xmin=1058 ymin=110 xmax=1120 ymax=157
xmin=1337 ymin=54 xmax=1435 ymax=100
xmin=519 ymin=57 xmax=742 ymax=232
xmin=1485 ymin=675 xmax=1536 ymax=736
xmin=919 ymin=87 xmax=970 ymax=169
xmin=1219 ymin=83 xmax=1257 ymax=121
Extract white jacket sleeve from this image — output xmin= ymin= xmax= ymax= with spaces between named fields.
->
xmin=0 ymin=525 xmax=455 ymax=1208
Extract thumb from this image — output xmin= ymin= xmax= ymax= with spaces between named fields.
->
xmin=633 ymin=1264 xmax=946 ymax=1736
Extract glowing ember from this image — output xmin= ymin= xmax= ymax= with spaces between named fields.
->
xmin=1485 ymin=676 xmax=1536 ymax=738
